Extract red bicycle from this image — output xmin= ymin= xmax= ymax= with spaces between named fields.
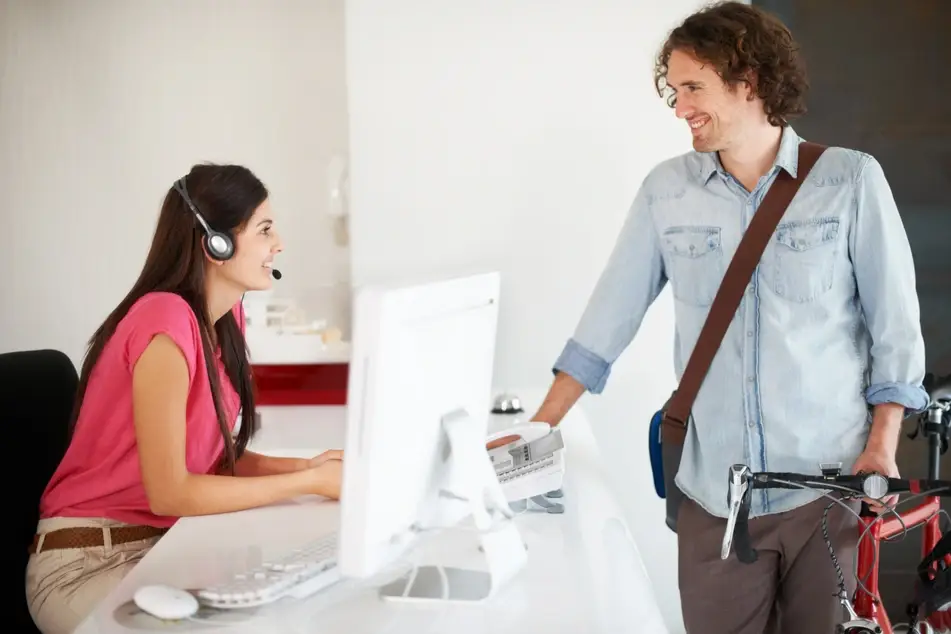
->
xmin=721 ymin=373 xmax=951 ymax=634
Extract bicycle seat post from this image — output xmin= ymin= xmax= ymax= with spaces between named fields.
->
xmin=923 ymin=400 xmax=949 ymax=481
xmin=920 ymin=372 xmax=951 ymax=481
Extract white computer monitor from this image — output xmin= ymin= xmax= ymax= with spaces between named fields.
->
xmin=338 ymin=271 xmax=527 ymax=604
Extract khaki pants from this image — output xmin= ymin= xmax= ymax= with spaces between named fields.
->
xmin=677 ymin=496 xmax=859 ymax=634
xmin=26 ymin=517 xmax=163 ymax=634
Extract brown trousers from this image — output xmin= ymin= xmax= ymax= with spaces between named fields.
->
xmin=678 ymin=495 xmax=859 ymax=634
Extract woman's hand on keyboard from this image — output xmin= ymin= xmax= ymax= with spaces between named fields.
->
xmin=307 ymin=457 xmax=343 ymax=500
xmin=307 ymin=449 xmax=344 ymax=469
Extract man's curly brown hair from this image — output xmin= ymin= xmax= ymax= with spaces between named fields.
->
xmin=654 ymin=1 xmax=809 ymax=127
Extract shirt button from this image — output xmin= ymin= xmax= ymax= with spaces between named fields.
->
xmin=748 ymin=420 xmax=755 ymax=428
xmin=747 ymin=376 xmax=754 ymax=382
xmin=747 ymin=286 xmax=754 ymax=294
xmin=747 ymin=331 xmax=753 ymax=337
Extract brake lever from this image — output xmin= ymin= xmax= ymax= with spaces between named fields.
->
xmin=721 ymin=465 xmax=753 ymax=561
xmin=734 ymin=482 xmax=758 ymax=564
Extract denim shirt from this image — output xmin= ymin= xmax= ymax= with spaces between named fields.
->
xmin=554 ymin=126 xmax=928 ymax=519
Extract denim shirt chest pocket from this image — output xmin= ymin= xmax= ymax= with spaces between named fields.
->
xmin=762 ymin=218 xmax=840 ymax=302
xmin=661 ymin=225 xmax=725 ymax=306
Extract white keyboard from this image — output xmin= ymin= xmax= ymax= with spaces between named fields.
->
xmin=197 ymin=532 xmax=340 ymax=609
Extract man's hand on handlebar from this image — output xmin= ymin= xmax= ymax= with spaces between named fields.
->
xmin=720 ymin=465 xmax=914 ymax=564
xmin=852 ymin=446 xmax=900 ymax=514
xmin=720 ymin=464 xmax=951 ymax=565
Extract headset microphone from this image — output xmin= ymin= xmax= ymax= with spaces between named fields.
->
xmin=271 ymin=268 xmax=282 ymax=280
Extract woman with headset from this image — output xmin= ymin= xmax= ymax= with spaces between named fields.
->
xmin=26 ymin=164 xmax=344 ymax=634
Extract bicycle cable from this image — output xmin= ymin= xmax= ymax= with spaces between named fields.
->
xmin=770 ymin=478 xmax=884 ymax=600
xmin=820 ymin=500 xmax=851 ymax=606
xmin=767 ymin=478 xmax=950 ymax=613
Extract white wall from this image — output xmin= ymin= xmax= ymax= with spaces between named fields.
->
xmin=0 ymin=0 xmax=351 ymax=365
xmin=0 ymin=1 xmax=735 ymax=629
xmin=345 ymin=2 xmax=713 ymax=631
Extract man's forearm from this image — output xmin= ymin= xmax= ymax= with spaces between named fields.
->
xmin=865 ymin=402 xmax=905 ymax=457
xmin=532 ymin=372 xmax=586 ymax=426
xmin=233 ymin=451 xmax=307 ymax=477
xmin=486 ymin=372 xmax=585 ymax=450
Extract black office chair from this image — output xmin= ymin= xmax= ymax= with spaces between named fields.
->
xmin=2 ymin=349 xmax=77 ymax=634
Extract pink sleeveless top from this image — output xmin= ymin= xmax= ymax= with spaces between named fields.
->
xmin=40 ymin=292 xmax=245 ymax=528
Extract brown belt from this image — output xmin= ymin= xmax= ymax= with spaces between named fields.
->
xmin=29 ymin=525 xmax=168 ymax=554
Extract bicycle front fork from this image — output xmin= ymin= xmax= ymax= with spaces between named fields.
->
xmin=835 ymin=595 xmax=880 ymax=634
xmin=835 ymin=599 xmax=938 ymax=634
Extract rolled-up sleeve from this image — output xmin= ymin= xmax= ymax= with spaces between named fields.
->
xmin=553 ymin=183 xmax=667 ymax=394
xmin=849 ymin=155 xmax=929 ymax=413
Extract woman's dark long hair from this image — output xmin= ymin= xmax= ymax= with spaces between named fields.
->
xmin=70 ymin=163 xmax=267 ymax=473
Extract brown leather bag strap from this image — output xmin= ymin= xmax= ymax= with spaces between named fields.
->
xmin=662 ymin=141 xmax=827 ymax=443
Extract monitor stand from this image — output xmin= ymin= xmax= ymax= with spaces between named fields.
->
xmin=380 ymin=408 xmax=528 ymax=604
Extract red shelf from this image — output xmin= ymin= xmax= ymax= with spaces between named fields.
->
xmin=252 ymin=363 xmax=348 ymax=406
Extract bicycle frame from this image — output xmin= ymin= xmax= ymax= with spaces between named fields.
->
xmin=855 ymin=496 xmax=945 ymax=633
xmin=853 ymin=404 xmax=950 ymax=634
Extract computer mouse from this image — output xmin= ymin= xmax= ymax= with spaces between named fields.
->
xmin=133 ymin=584 xmax=199 ymax=620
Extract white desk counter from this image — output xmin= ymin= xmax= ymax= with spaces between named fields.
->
xmin=76 ymin=390 xmax=668 ymax=634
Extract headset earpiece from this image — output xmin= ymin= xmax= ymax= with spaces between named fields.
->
xmin=203 ymin=230 xmax=235 ymax=261
xmin=173 ymin=177 xmax=235 ymax=261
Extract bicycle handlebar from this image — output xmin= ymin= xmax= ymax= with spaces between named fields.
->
xmin=720 ymin=464 xmax=951 ymax=564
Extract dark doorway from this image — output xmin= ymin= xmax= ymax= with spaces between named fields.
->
xmin=754 ymin=0 xmax=950 ymax=623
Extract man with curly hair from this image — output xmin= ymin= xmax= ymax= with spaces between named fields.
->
xmin=510 ymin=2 xmax=927 ymax=632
